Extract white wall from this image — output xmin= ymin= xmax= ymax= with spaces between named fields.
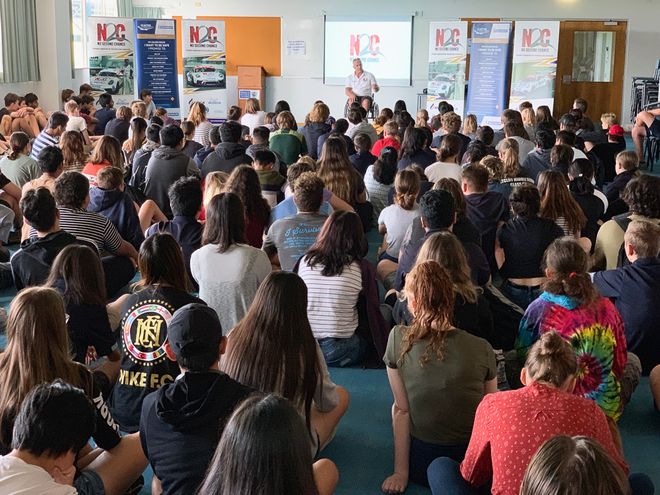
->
xmin=2 ymin=0 xmax=660 ymax=122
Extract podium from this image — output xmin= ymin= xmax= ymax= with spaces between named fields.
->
xmin=237 ymin=66 xmax=266 ymax=113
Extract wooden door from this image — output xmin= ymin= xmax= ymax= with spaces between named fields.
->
xmin=554 ymin=20 xmax=627 ymax=121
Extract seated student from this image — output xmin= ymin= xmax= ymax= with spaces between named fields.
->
xmin=632 ymin=106 xmax=660 ymax=163
xmin=177 ymin=121 xmax=202 ymax=159
xmin=87 ymin=166 xmax=148 ymax=250
xmin=104 ymin=105 xmax=132 ymax=144
xmin=145 ymin=125 xmax=201 ymax=218
xmin=0 ymin=288 xmax=148 ymax=492
xmin=556 ymin=129 xmax=587 ymax=162
xmin=22 ymin=93 xmax=47 ymax=131
xmin=139 ymin=88 xmax=156 ymax=119
xmin=82 ymin=135 xmax=123 ymax=187
xmin=460 ymin=126 xmax=497 ymax=165
xmin=269 ymin=111 xmax=308 ymax=165
xmin=122 ymin=118 xmax=147 ymax=176
xmin=593 ymin=221 xmax=660 ymax=376
xmin=129 ymin=122 xmax=160 ymax=193
xmin=187 ymin=101 xmax=212 ymax=147
xmin=63 ymin=100 xmax=91 ymax=146
xmin=371 ymin=120 xmax=401 ymax=157
xmin=568 ymin=159 xmax=605 ymax=249
xmin=264 ymin=172 xmax=328 ymax=271
xmin=425 ymin=134 xmax=462 ymax=184
xmin=589 ymin=123 xmax=627 ymax=184
xmin=12 ymin=188 xmax=90 ymax=290
xmin=146 ymin=176 xmax=203 ymax=286
xmin=194 ymin=124 xmax=220 ymax=169
xmin=60 ymin=130 xmax=88 ymax=172
xmin=595 ymin=175 xmax=660 ymax=270
xmin=346 ymin=107 xmax=378 ymax=145
xmin=191 ymin=193 xmax=271 ymax=333
xmin=200 ymin=171 xmax=229 ymax=221
xmin=0 ymin=132 xmax=40 ymax=188
xmin=246 ymin=126 xmax=282 ymax=170
xmin=224 ymin=165 xmax=271 ymax=248
xmin=31 ymin=112 xmax=69 ymax=160
xmin=378 ymin=169 xmax=421 ymax=265
xmin=201 ymin=120 xmax=253 ymax=177
xmin=253 ymin=149 xmax=286 ymax=204
xmin=140 ymin=303 xmax=252 ymax=495
xmin=429 ymin=332 xmax=629 ymax=495
xmin=495 ymin=185 xmax=564 ymax=309
xmin=223 ymin=271 xmax=349 ymax=456
xmin=395 ymin=189 xmax=490 ymax=291
xmin=301 ymin=102 xmax=332 ymax=161
xmin=78 ymin=94 xmax=98 ymax=133
xmin=462 ymin=164 xmax=509 ymax=274
xmin=45 ymin=245 xmax=119 ymax=369
xmin=382 ymin=261 xmax=497 ymax=493
xmin=495 ymin=138 xmax=535 ymax=192
xmin=515 ymin=238 xmax=637 ymax=422
xmin=0 ymin=381 xmax=144 ymax=495
xmin=199 ymin=394 xmax=339 ymax=495
xmin=349 ymin=132 xmax=377 ymax=175
xmin=397 ymin=126 xmax=436 ymax=171
xmin=0 ymin=93 xmax=40 ymax=138
xmin=108 ymin=234 xmax=204 ymax=433
xmin=373 ymin=107 xmax=394 ymax=138
xmin=496 ymin=122 xmax=535 ymax=161
xmin=297 ymin=211 xmax=388 ymax=367
xmin=48 ymin=171 xmax=138 ymax=296
xmin=605 ymin=150 xmax=641 ymax=219
xmin=317 ymin=118 xmax=356 ymax=158
xmin=365 ymin=146 xmax=397 ymax=222
xmin=94 ymin=93 xmax=116 ymax=136
xmin=389 ymin=232 xmax=494 ymax=343
xmin=521 ymin=128 xmax=555 ymax=182
xmin=430 ymin=112 xmax=471 ymax=156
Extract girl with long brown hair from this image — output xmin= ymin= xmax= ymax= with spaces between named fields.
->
xmin=60 ymin=129 xmax=88 ymax=172
xmin=223 ymin=164 xmax=271 ymax=248
xmin=189 ymin=101 xmax=213 ymax=147
xmin=240 ymin=97 xmax=266 ymax=135
xmin=82 ymin=135 xmax=123 ymax=187
xmin=425 ymin=133 xmax=462 ymax=184
xmin=317 ymin=134 xmax=365 ymax=206
xmin=122 ymin=116 xmax=147 ymax=170
xmin=222 ymin=271 xmax=349 ymax=456
xmin=382 ymin=261 xmax=497 ymax=494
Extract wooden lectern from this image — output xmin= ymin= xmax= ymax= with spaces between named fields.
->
xmin=237 ymin=66 xmax=266 ymax=113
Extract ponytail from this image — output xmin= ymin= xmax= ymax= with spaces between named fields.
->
xmin=568 ymin=159 xmax=595 ymax=196
xmin=8 ymin=132 xmax=29 ymax=160
xmin=542 ymin=238 xmax=598 ymax=306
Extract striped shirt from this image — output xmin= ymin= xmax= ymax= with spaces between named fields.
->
xmin=30 ymin=130 xmax=59 ymax=159
xmin=193 ymin=121 xmax=213 ymax=147
xmin=298 ymin=259 xmax=362 ymax=339
xmin=30 ymin=207 xmax=122 ymax=254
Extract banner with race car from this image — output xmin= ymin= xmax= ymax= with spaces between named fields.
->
xmin=509 ymin=21 xmax=560 ymax=111
xmin=426 ymin=21 xmax=468 ymax=118
xmin=181 ymin=19 xmax=227 ymax=121
xmin=465 ymin=22 xmax=513 ymax=128
xmin=88 ymin=17 xmax=136 ymax=106
xmin=135 ymin=19 xmax=181 ymax=119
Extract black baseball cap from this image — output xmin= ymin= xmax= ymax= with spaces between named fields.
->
xmin=167 ymin=304 xmax=223 ymax=369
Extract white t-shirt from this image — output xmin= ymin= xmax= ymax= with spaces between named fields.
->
xmin=378 ymin=203 xmax=421 ymax=258
xmin=241 ymin=112 xmax=266 ymax=135
xmin=345 ymin=71 xmax=377 ymax=97
xmin=298 ymin=258 xmax=362 ymax=339
xmin=572 ymin=147 xmax=588 ymax=160
xmin=66 ymin=115 xmax=87 ymax=134
xmin=0 ymin=456 xmax=76 ymax=494
xmin=425 ymin=161 xmax=462 ymax=184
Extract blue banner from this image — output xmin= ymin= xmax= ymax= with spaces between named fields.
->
xmin=465 ymin=22 xmax=512 ymax=128
xmin=134 ymin=19 xmax=180 ymax=119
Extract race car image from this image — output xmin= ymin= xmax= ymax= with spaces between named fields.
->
xmin=186 ymin=66 xmax=225 ymax=87
xmin=428 ymin=74 xmax=456 ymax=98
xmin=91 ymin=69 xmax=124 ymax=94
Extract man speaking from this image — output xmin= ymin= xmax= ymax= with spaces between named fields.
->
xmin=345 ymin=58 xmax=379 ymax=112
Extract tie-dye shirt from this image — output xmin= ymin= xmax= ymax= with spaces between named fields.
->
xmin=515 ymin=292 xmax=627 ymax=420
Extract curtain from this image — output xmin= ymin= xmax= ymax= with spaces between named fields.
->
xmin=0 ymin=0 xmax=40 ymax=82
xmin=117 ymin=0 xmax=163 ymax=19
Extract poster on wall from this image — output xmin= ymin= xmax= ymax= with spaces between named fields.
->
xmin=134 ymin=19 xmax=181 ymax=119
xmin=509 ymin=21 xmax=560 ymax=111
xmin=465 ymin=22 xmax=512 ymax=128
xmin=426 ymin=21 xmax=468 ymax=118
xmin=181 ymin=19 xmax=227 ymax=121
xmin=87 ymin=17 xmax=135 ymax=106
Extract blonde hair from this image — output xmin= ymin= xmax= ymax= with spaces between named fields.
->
xmin=384 ymin=120 xmax=398 ymax=136
xmin=522 ymin=107 xmax=537 ymax=127
xmin=131 ymin=101 xmax=147 ymax=119
xmin=245 ymin=98 xmax=261 ymax=114
xmin=188 ymin=102 xmax=208 ymax=126
xmin=394 ymin=170 xmax=420 ymax=210
xmin=204 ymin=171 xmax=229 ymax=207
xmin=480 ymin=155 xmax=504 ymax=181
xmin=276 ymin=111 xmax=296 ymax=130
xmin=308 ymin=103 xmax=330 ymax=124
xmin=441 ymin=112 xmax=462 ymax=133
xmin=90 ymin=135 xmax=124 ymax=168
xmin=601 ymin=112 xmax=617 ymax=129
xmin=616 ymin=150 xmax=639 ymax=172
xmin=64 ymin=100 xmax=78 ymax=114
xmin=297 ymin=155 xmax=317 ymax=168
xmin=116 ymin=105 xmax=132 ymax=120
xmin=415 ymin=109 xmax=429 ymax=128
xmin=499 ymin=138 xmax=520 ymax=178
xmin=462 ymin=114 xmax=477 ymax=135
xmin=524 ymin=331 xmax=577 ymax=387
xmin=624 ymin=220 xmax=660 ymax=258
xmin=399 ymin=261 xmax=455 ymax=366
xmin=415 ymin=231 xmax=478 ymax=304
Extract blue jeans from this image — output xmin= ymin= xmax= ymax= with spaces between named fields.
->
xmin=318 ymin=333 xmax=367 ymax=367
xmin=409 ymin=436 xmax=467 ymax=487
xmin=427 ymin=457 xmax=655 ymax=495
xmin=501 ymin=280 xmax=541 ymax=310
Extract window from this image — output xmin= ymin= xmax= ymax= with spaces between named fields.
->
xmin=71 ymin=0 xmax=118 ymax=69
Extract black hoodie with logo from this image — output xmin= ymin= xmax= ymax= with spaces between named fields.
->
xmin=140 ymin=371 xmax=252 ymax=494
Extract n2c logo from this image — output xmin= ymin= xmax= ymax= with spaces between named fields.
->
xmin=522 ymin=28 xmax=552 ymax=49
xmin=97 ymin=23 xmax=126 ymax=42
xmin=349 ymin=34 xmax=381 ymax=57
xmin=190 ymin=26 xmax=218 ymax=44
xmin=436 ymin=28 xmax=461 ymax=48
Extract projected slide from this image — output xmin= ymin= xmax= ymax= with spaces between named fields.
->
xmin=324 ymin=16 xmax=413 ymax=87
